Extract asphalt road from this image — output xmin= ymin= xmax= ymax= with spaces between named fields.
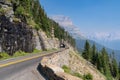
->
xmin=0 ymin=49 xmax=64 ymax=80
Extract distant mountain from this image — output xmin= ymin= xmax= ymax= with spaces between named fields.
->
xmin=76 ymin=38 xmax=120 ymax=62
xmin=51 ymin=15 xmax=120 ymax=62
xmin=85 ymin=32 xmax=120 ymax=50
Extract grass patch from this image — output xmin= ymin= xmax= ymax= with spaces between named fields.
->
xmin=0 ymin=49 xmax=42 ymax=60
xmin=0 ymin=51 xmax=28 ymax=60
xmin=62 ymin=65 xmax=71 ymax=73
xmin=0 ymin=52 xmax=11 ymax=60
xmin=83 ymin=73 xmax=93 ymax=80
xmin=33 ymin=49 xmax=42 ymax=53
xmin=62 ymin=65 xmax=83 ymax=79
xmin=0 ymin=48 xmax=57 ymax=61
xmin=72 ymin=72 xmax=83 ymax=78
xmin=14 ymin=50 xmax=28 ymax=57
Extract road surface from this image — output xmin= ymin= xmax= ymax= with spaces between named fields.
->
xmin=0 ymin=49 xmax=64 ymax=80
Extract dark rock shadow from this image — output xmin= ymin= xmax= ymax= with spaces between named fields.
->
xmin=37 ymin=63 xmax=64 ymax=80
xmin=37 ymin=63 xmax=49 ymax=80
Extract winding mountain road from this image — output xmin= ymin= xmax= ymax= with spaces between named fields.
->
xmin=0 ymin=49 xmax=64 ymax=80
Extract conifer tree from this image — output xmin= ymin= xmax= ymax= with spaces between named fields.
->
xmin=118 ymin=62 xmax=120 ymax=80
xmin=91 ymin=44 xmax=97 ymax=65
xmin=111 ymin=52 xmax=119 ymax=79
xmin=82 ymin=40 xmax=91 ymax=61
xmin=101 ymin=48 xmax=111 ymax=78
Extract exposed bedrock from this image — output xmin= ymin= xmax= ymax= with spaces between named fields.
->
xmin=0 ymin=15 xmax=34 ymax=55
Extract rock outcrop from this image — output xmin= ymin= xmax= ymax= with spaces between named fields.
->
xmin=39 ymin=48 xmax=82 ymax=80
xmin=0 ymin=1 xmax=60 ymax=55
xmin=39 ymin=47 xmax=106 ymax=80
xmin=0 ymin=0 xmax=14 ymax=22
xmin=38 ymin=63 xmax=81 ymax=80
xmin=0 ymin=15 xmax=34 ymax=55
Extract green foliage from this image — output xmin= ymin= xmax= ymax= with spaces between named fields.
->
xmin=82 ymin=40 xmax=91 ymax=61
xmin=11 ymin=0 xmax=75 ymax=47
xmin=62 ymin=65 xmax=71 ymax=73
xmin=91 ymin=44 xmax=97 ymax=64
xmin=0 ymin=51 xmax=27 ymax=60
xmin=0 ymin=49 xmax=42 ymax=60
xmin=0 ymin=8 xmax=5 ymax=14
xmin=15 ymin=5 xmax=25 ymax=15
xmin=0 ymin=52 xmax=10 ymax=59
xmin=82 ymin=40 xmax=120 ymax=80
xmin=83 ymin=73 xmax=93 ymax=80
xmin=72 ymin=72 xmax=83 ymax=78
xmin=62 ymin=65 xmax=83 ymax=79
xmin=33 ymin=49 xmax=42 ymax=53
xmin=14 ymin=50 xmax=27 ymax=57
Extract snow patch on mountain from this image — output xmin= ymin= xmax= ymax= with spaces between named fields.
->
xmin=50 ymin=15 xmax=120 ymax=50
xmin=50 ymin=15 xmax=85 ymax=39
xmin=84 ymin=32 xmax=120 ymax=41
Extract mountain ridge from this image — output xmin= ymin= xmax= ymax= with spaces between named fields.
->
xmin=51 ymin=15 xmax=120 ymax=62
xmin=51 ymin=15 xmax=120 ymax=50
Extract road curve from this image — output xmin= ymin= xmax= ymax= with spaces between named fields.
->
xmin=0 ymin=49 xmax=65 ymax=80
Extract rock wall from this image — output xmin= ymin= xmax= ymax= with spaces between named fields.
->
xmin=39 ymin=47 xmax=106 ymax=80
xmin=41 ymin=48 xmax=70 ymax=67
xmin=33 ymin=29 xmax=60 ymax=50
xmin=37 ymin=30 xmax=60 ymax=50
xmin=0 ymin=15 xmax=34 ymax=55
xmin=0 ymin=1 xmax=60 ymax=55
xmin=39 ymin=48 xmax=81 ymax=80
xmin=0 ymin=15 xmax=60 ymax=55
xmin=0 ymin=0 xmax=14 ymax=22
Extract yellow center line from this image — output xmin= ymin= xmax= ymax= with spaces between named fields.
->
xmin=0 ymin=53 xmax=50 ymax=68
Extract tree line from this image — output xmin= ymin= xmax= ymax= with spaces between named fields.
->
xmin=10 ymin=0 xmax=75 ymax=47
xmin=82 ymin=40 xmax=120 ymax=80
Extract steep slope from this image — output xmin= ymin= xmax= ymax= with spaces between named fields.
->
xmin=51 ymin=15 xmax=120 ymax=62
xmin=39 ymin=46 xmax=106 ymax=80
xmin=0 ymin=0 xmax=110 ymax=80
xmin=0 ymin=0 xmax=75 ymax=55
xmin=76 ymin=38 xmax=120 ymax=62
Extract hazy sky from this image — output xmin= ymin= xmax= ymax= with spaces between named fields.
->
xmin=40 ymin=0 xmax=120 ymax=33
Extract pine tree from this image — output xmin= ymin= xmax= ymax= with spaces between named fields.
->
xmin=82 ymin=40 xmax=91 ymax=61
xmin=91 ymin=44 xmax=97 ymax=65
xmin=111 ymin=52 xmax=119 ymax=79
xmin=101 ymin=48 xmax=111 ymax=78
xmin=118 ymin=62 xmax=120 ymax=80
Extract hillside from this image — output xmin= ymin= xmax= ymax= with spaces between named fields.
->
xmin=39 ymin=46 xmax=106 ymax=80
xmin=0 ymin=0 xmax=112 ymax=80
xmin=76 ymin=38 xmax=120 ymax=63
xmin=0 ymin=0 xmax=75 ymax=55
xmin=51 ymin=15 xmax=120 ymax=63
xmin=51 ymin=9 xmax=120 ymax=80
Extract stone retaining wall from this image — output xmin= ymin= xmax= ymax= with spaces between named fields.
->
xmin=38 ymin=48 xmax=81 ymax=80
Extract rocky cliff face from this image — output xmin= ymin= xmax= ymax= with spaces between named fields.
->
xmin=0 ymin=1 xmax=60 ymax=55
xmin=33 ymin=30 xmax=60 ymax=50
xmin=0 ymin=15 xmax=34 ymax=55
xmin=0 ymin=0 xmax=14 ymax=22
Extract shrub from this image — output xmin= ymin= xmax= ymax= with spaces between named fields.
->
xmin=0 ymin=52 xmax=10 ymax=59
xmin=73 ymin=72 xmax=83 ymax=78
xmin=15 ymin=5 xmax=25 ymax=15
xmin=62 ymin=65 xmax=71 ymax=73
xmin=83 ymin=73 xmax=93 ymax=80
xmin=33 ymin=49 xmax=42 ymax=53
xmin=14 ymin=50 xmax=27 ymax=57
